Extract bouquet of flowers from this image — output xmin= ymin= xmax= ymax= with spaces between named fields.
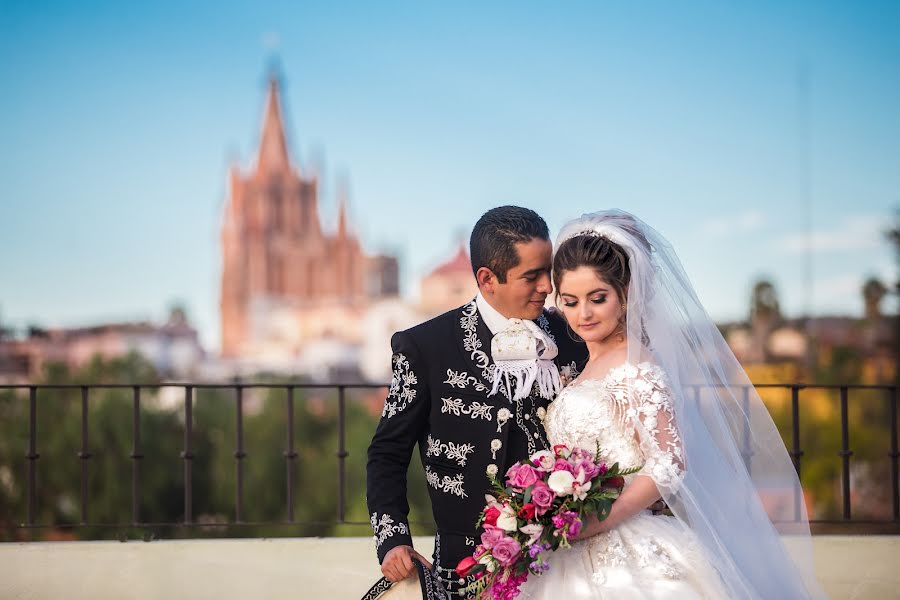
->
xmin=455 ymin=443 xmax=640 ymax=600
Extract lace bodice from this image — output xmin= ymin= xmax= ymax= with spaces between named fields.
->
xmin=544 ymin=362 xmax=685 ymax=491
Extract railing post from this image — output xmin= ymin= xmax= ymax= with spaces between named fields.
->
xmin=741 ymin=385 xmax=753 ymax=475
xmin=130 ymin=386 xmax=143 ymax=526
xmin=25 ymin=386 xmax=39 ymax=528
xmin=889 ymin=385 xmax=898 ymax=522
xmin=790 ymin=385 xmax=804 ymax=521
xmin=337 ymin=386 xmax=349 ymax=523
xmin=839 ymin=386 xmax=853 ymax=520
xmin=181 ymin=385 xmax=194 ymax=524
xmin=235 ymin=386 xmax=246 ymax=523
xmin=284 ymin=386 xmax=297 ymax=523
xmin=78 ymin=386 xmax=92 ymax=525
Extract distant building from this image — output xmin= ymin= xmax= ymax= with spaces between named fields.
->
xmin=219 ymin=71 xmax=399 ymax=362
xmin=419 ymin=242 xmax=477 ymax=316
xmin=723 ymin=277 xmax=896 ymax=383
xmin=0 ymin=308 xmax=204 ymax=383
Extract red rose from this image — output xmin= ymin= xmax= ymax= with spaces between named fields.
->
xmin=603 ymin=475 xmax=625 ymax=490
xmin=517 ymin=503 xmax=536 ymax=520
xmin=483 ymin=505 xmax=501 ymax=527
xmin=455 ymin=555 xmax=478 ymax=578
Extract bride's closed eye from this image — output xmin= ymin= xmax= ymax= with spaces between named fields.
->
xmin=562 ymin=295 xmax=606 ymax=308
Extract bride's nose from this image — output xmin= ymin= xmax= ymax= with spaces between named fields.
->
xmin=580 ymin=301 xmax=593 ymax=320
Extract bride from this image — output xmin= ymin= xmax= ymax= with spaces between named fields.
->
xmin=519 ymin=211 xmax=825 ymax=599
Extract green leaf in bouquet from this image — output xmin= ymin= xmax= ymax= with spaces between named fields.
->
xmin=596 ymin=498 xmax=612 ymax=520
xmin=523 ymin=484 xmax=533 ymax=505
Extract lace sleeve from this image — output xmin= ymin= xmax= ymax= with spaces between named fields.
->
xmin=627 ymin=363 xmax=685 ymax=492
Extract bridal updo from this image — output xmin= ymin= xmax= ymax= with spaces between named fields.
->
xmin=552 ymin=233 xmax=632 ymax=304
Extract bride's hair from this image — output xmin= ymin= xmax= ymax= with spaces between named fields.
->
xmin=552 ymin=233 xmax=632 ymax=304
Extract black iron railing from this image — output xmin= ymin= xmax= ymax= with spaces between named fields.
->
xmin=1 ymin=382 xmax=898 ymax=536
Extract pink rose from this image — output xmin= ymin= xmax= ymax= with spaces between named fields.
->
xmin=481 ymin=525 xmax=505 ymax=549
xmin=490 ymin=536 xmax=522 ymax=567
xmin=505 ymin=463 xmax=541 ymax=490
xmin=553 ymin=458 xmax=575 ymax=474
xmin=577 ymin=458 xmax=603 ymax=481
xmin=530 ymin=480 xmax=556 ymax=515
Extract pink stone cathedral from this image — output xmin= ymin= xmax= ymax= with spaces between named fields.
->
xmin=219 ymin=72 xmax=399 ymax=359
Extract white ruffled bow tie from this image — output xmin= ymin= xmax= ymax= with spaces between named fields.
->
xmin=489 ymin=318 xmax=562 ymax=401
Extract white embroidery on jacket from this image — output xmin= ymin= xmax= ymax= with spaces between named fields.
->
xmin=425 ymin=465 xmax=467 ymax=498
xmin=382 ymin=353 xmax=418 ymax=418
xmin=370 ymin=512 xmax=409 ymax=551
xmin=443 ymin=369 xmax=488 ymax=393
xmin=441 ymin=397 xmax=494 ymax=421
xmin=425 ymin=434 xmax=475 ymax=467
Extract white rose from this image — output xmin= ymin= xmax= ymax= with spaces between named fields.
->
xmin=547 ymin=470 xmax=575 ymax=496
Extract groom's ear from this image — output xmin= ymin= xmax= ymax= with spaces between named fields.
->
xmin=476 ymin=266 xmax=497 ymax=292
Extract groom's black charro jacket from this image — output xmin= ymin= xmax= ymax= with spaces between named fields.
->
xmin=367 ymin=299 xmax=587 ymax=597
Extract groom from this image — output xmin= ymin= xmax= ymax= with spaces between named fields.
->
xmin=367 ymin=206 xmax=588 ymax=596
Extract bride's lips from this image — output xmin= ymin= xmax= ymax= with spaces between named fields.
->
xmin=579 ymin=322 xmax=599 ymax=330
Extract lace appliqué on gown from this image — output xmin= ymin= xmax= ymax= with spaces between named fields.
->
xmin=519 ymin=362 xmax=729 ymax=599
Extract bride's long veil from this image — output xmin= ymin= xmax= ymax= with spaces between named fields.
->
xmin=556 ymin=210 xmax=826 ymax=599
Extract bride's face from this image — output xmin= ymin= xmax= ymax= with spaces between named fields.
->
xmin=557 ymin=266 xmax=625 ymax=343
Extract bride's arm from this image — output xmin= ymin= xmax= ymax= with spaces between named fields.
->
xmin=575 ymin=364 xmax=684 ymax=538
xmin=575 ymin=475 xmax=661 ymax=537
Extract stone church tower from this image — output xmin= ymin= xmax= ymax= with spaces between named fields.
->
xmin=220 ymin=72 xmax=398 ymax=358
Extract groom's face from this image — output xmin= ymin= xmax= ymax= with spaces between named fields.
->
xmin=489 ymin=238 xmax=553 ymax=320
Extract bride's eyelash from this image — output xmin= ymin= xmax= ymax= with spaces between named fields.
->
xmin=563 ymin=295 xmax=606 ymax=308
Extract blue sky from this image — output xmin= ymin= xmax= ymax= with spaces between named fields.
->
xmin=1 ymin=1 xmax=897 ymax=349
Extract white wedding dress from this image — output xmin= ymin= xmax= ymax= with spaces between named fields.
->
xmin=520 ymin=361 xmax=731 ymax=599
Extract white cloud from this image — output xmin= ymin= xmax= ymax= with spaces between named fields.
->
xmin=779 ymin=215 xmax=889 ymax=253
xmin=701 ymin=211 xmax=766 ymax=237
xmin=813 ymin=273 xmax=867 ymax=299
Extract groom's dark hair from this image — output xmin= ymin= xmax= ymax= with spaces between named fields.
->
xmin=470 ymin=206 xmax=550 ymax=283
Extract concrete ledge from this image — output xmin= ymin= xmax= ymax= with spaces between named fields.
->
xmin=0 ymin=536 xmax=896 ymax=599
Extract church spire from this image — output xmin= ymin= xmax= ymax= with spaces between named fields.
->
xmin=256 ymin=71 xmax=292 ymax=177
xmin=337 ymin=178 xmax=349 ymax=239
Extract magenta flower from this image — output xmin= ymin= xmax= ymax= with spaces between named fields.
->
xmin=553 ymin=458 xmax=576 ymax=474
xmin=578 ymin=458 xmax=603 ymax=480
xmin=505 ymin=463 xmax=541 ymax=489
xmin=530 ymin=480 xmax=556 ymax=515
xmin=481 ymin=524 xmax=505 ymax=550
xmin=552 ymin=510 xmax=582 ymax=537
xmin=491 ymin=536 xmax=522 ymax=567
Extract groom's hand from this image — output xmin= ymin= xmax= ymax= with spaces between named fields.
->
xmin=381 ymin=545 xmax=434 ymax=582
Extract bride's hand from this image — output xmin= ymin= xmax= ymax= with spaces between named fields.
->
xmin=572 ymin=513 xmax=613 ymax=540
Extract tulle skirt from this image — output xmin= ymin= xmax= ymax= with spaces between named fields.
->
xmin=519 ymin=512 xmax=731 ymax=599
